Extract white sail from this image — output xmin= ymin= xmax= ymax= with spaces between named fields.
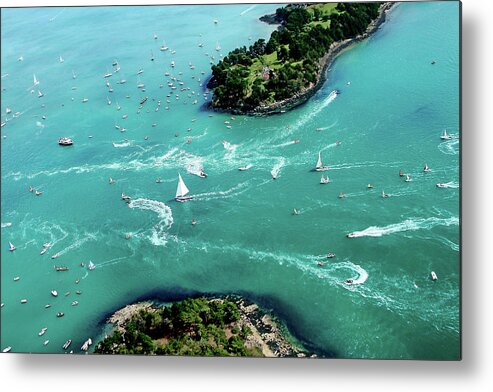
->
xmin=176 ymin=174 xmax=190 ymax=198
xmin=316 ymin=152 xmax=323 ymax=169
xmin=443 ymin=129 xmax=447 ymax=137
xmin=33 ymin=74 xmax=39 ymax=86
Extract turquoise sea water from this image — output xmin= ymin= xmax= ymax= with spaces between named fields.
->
xmin=1 ymin=2 xmax=460 ymax=359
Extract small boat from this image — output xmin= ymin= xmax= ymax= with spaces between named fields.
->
xmin=51 ymin=290 xmax=58 ymax=297
xmin=140 ymin=96 xmax=148 ymax=105
xmin=431 ymin=271 xmax=438 ymax=281
xmin=2 ymin=346 xmax=12 ymax=353
xmin=82 ymin=98 xmax=88 ymax=103
xmin=88 ymin=261 xmax=96 ymax=270
xmin=62 ymin=340 xmax=72 ymax=350
xmin=423 ymin=164 xmax=431 ymax=173
xmin=13 ymin=276 xmax=20 ymax=281
xmin=38 ymin=327 xmax=47 ymax=336
xmin=155 ymin=177 xmax=162 ymax=183
xmin=175 ymin=174 xmax=193 ymax=202
xmin=54 ymin=266 xmax=69 ymax=271
xmin=338 ymin=192 xmax=346 ymax=199
xmin=107 ymin=97 xmax=112 ymax=105
xmin=121 ymin=192 xmax=131 ymax=203
xmin=56 ymin=312 xmax=64 ymax=317
xmin=43 ymin=242 xmax=51 ymax=248
xmin=399 ymin=169 xmax=404 ymax=177
xmin=440 ymin=129 xmax=452 ymax=140
xmin=381 ymin=190 xmax=391 ymax=198
xmin=292 ymin=139 xmax=300 ymax=143
xmin=137 ymin=69 xmax=144 ymax=75
xmin=103 ymin=71 xmax=112 ymax=78
xmin=431 ymin=60 xmax=436 ymax=65
xmin=37 ymin=90 xmax=44 ymax=98
xmin=45 ymin=304 xmax=51 ymax=309
xmin=170 ymin=61 xmax=175 ymax=68
xmin=81 ymin=338 xmax=92 ymax=351
xmin=150 ymin=50 xmax=154 ymax=61
xmin=76 ymin=290 xmax=82 ymax=295
xmin=238 ymin=164 xmax=252 ymax=171
xmin=21 ymin=299 xmax=27 ymax=304
xmin=59 ymin=55 xmax=64 ymax=63
xmin=405 ymin=174 xmax=412 ymax=182
xmin=51 ymin=253 xmax=60 ymax=259
xmin=346 ymin=233 xmax=357 ymax=238
xmin=320 ymin=175 xmax=330 ymax=184
xmin=198 ymin=170 xmax=208 ymax=178
xmin=72 ymin=70 xmax=77 ymax=79
xmin=327 ymin=253 xmax=336 ymax=258
xmin=71 ymin=301 xmax=78 ymax=306
xmin=40 ymin=248 xmax=47 ymax=256
xmin=35 ymin=190 xmax=42 ymax=196
xmin=315 ymin=152 xmax=330 ymax=171
xmin=436 ymin=183 xmax=450 ymax=188
xmin=43 ymin=340 xmax=49 ymax=346
xmin=292 ymin=208 xmax=300 ymax=215
xmin=9 ymin=242 xmax=16 ymax=251
xmin=58 ymin=137 xmax=74 ymax=146
xmin=367 ymin=184 xmax=374 ymax=189
xmin=109 ymin=177 xmax=115 ymax=184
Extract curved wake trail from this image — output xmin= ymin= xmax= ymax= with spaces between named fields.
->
xmin=192 ymin=180 xmax=258 ymax=201
xmin=292 ymin=90 xmax=338 ymax=130
xmin=128 ymin=198 xmax=173 ymax=246
xmin=240 ymin=5 xmax=256 ymax=15
xmin=438 ymin=137 xmax=459 ymax=156
xmin=347 ymin=216 xmax=459 ymax=238
xmin=270 ymin=157 xmax=286 ymax=179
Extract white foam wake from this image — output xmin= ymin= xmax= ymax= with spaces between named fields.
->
xmin=293 ymin=90 xmax=338 ymax=130
xmin=128 ymin=198 xmax=173 ymax=246
xmin=438 ymin=138 xmax=459 ymax=156
xmin=348 ymin=216 xmax=459 ymax=238
xmin=1 ymin=222 xmax=12 ymax=228
xmin=271 ymin=157 xmax=286 ymax=179
xmin=221 ymin=140 xmax=239 ymax=159
xmin=112 ymin=140 xmax=131 ymax=148
xmin=240 ymin=5 xmax=256 ymax=15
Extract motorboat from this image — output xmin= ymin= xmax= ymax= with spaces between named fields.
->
xmin=399 ymin=169 xmax=404 ymax=177
xmin=40 ymin=247 xmax=48 ymax=255
xmin=43 ymin=243 xmax=51 ymax=248
xmin=431 ymin=271 xmax=438 ymax=281
xmin=13 ymin=276 xmax=20 ymax=281
xmin=54 ymin=266 xmax=69 ymax=271
xmin=121 ymin=192 xmax=131 ymax=203
xmin=35 ymin=190 xmax=43 ymax=196
xmin=21 ymin=299 xmax=27 ymax=304
xmin=140 ymin=96 xmax=148 ymax=105
xmin=292 ymin=208 xmax=300 ymax=215
xmin=440 ymin=129 xmax=452 ymax=140
xmin=62 ymin=340 xmax=72 ymax=350
xmin=81 ymin=338 xmax=93 ymax=351
xmin=155 ymin=177 xmax=162 ymax=183
xmin=44 ymin=340 xmax=49 ymax=346
xmin=2 ymin=347 xmax=12 ymax=353
xmin=58 ymin=137 xmax=73 ymax=146
xmin=71 ymin=301 xmax=78 ymax=306
xmin=38 ymin=328 xmax=47 ymax=336
xmin=9 ymin=242 xmax=16 ymax=251
xmin=327 ymin=253 xmax=336 ymax=258
xmin=45 ymin=304 xmax=51 ymax=309
xmin=51 ymin=253 xmax=59 ymax=259
xmin=56 ymin=312 xmax=64 ymax=318
xmin=175 ymin=174 xmax=193 ymax=202
xmin=238 ymin=164 xmax=252 ymax=171
xmin=339 ymin=192 xmax=346 ymax=199
xmin=346 ymin=233 xmax=357 ymax=238
xmin=38 ymin=90 xmax=44 ymax=98
xmin=198 ymin=170 xmax=208 ymax=178
xmin=51 ymin=290 xmax=58 ymax=297
xmin=109 ymin=177 xmax=115 ymax=184
xmin=82 ymin=98 xmax=88 ymax=103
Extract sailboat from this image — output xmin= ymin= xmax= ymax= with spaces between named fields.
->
xmin=9 ymin=242 xmax=16 ymax=251
xmin=88 ymin=261 xmax=96 ymax=270
xmin=215 ymin=41 xmax=221 ymax=51
xmin=175 ymin=173 xmax=193 ymax=202
xmin=315 ymin=151 xmax=329 ymax=171
xmin=150 ymin=50 xmax=155 ymax=61
xmin=59 ymin=55 xmax=64 ymax=63
xmin=423 ymin=164 xmax=431 ymax=173
xmin=405 ymin=174 xmax=412 ymax=182
xmin=320 ymin=175 xmax=330 ymax=184
xmin=440 ymin=129 xmax=452 ymax=140
xmin=160 ymin=41 xmax=169 ymax=51
xmin=37 ymin=90 xmax=44 ymax=98
xmin=72 ymin=70 xmax=77 ymax=79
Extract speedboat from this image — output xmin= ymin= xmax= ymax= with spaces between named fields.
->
xmin=103 ymin=72 xmax=112 ymax=78
xmin=9 ymin=242 xmax=16 ymax=251
xmin=431 ymin=271 xmax=438 ymax=281
xmin=38 ymin=328 xmax=47 ymax=336
xmin=44 ymin=340 xmax=49 ymax=346
xmin=51 ymin=290 xmax=58 ymax=297
xmin=345 ymin=278 xmax=354 ymax=284
xmin=40 ymin=247 xmax=48 ymax=255
xmin=2 ymin=346 xmax=12 ymax=353
xmin=155 ymin=177 xmax=162 ymax=183
xmin=71 ymin=301 xmax=78 ymax=306
xmin=43 ymin=242 xmax=51 ymax=248
xmin=238 ymin=164 xmax=252 ymax=171
xmin=45 ymin=304 xmax=51 ymax=309
xmin=56 ymin=312 xmax=64 ymax=318
xmin=54 ymin=266 xmax=69 ymax=271
xmin=58 ymin=137 xmax=73 ymax=146
xmin=62 ymin=339 xmax=72 ymax=350
xmin=381 ymin=190 xmax=391 ymax=198
xmin=140 ymin=96 xmax=148 ymax=105
xmin=82 ymin=98 xmax=88 ymax=103
xmin=436 ymin=183 xmax=449 ymax=188
xmin=121 ymin=192 xmax=131 ymax=203
xmin=21 ymin=299 xmax=27 ymax=304
xmin=13 ymin=276 xmax=20 ymax=281
xmin=346 ymin=233 xmax=357 ymax=238
xmin=198 ymin=170 xmax=208 ymax=178
xmin=327 ymin=253 xmax=336 ymax=258
xmin=35 ymin=190 xmax=43 ymax=196
xmin=51 ymin=253 xmax=59 ymax=259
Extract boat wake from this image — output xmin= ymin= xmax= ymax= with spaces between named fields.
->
xmin=438 ymin=138 xmax=459 ymax=155
xmin=192 ymin=180 xmax=255 ymax=201
xmin=270 ymin=157 xmax=286 ymax=179
xmin=436 ymin=181 xmax=459 ymax=189
xmin=112 ymin=140 xmax=131 ymax=148
xmin=128 ymin=198 xmax=173 ymax=246
xmin=240 ymin=4 xmax=256 ymax=15
xmin=292 ymin=90 xmax=338 ymax=130
xmin=1 ymin=222 xmax=12 ymax=228
xmin=221 ymin=140 xmax=239 ymax=159
xmin=53 ymin=232 xmax=98 ymax=257
xmin=347 ymin=216 xmax=459 ymax=238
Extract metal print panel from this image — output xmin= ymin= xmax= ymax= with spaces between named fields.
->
xmin=0 ymin=1 xmax=461 ymax=359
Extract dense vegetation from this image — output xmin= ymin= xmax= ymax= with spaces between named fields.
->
xmin=95 ymin=297 xmax=263 ymax=356
xmin=210 ymin=2 xmax=382 ymax=112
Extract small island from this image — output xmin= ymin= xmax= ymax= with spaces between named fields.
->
xmin=208 ymin=2 xmax=393 ymax=115
xmin=95 ymin=296 xmax=310 ymax=357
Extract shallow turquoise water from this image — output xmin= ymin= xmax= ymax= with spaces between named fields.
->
xmin=1 ymin=2 xmax=460 ymax=359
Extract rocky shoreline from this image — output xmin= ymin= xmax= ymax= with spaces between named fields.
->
xmin=209 ymin=2 xmax=395 ymax=116
xmin=104 ymin=295 xmax=313 ymax=358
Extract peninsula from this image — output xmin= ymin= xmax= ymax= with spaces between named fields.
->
xmin=95 ymin=296 xmax=310 ymax=357
xmin=208 ymin=2 xmax=393 ymax=115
